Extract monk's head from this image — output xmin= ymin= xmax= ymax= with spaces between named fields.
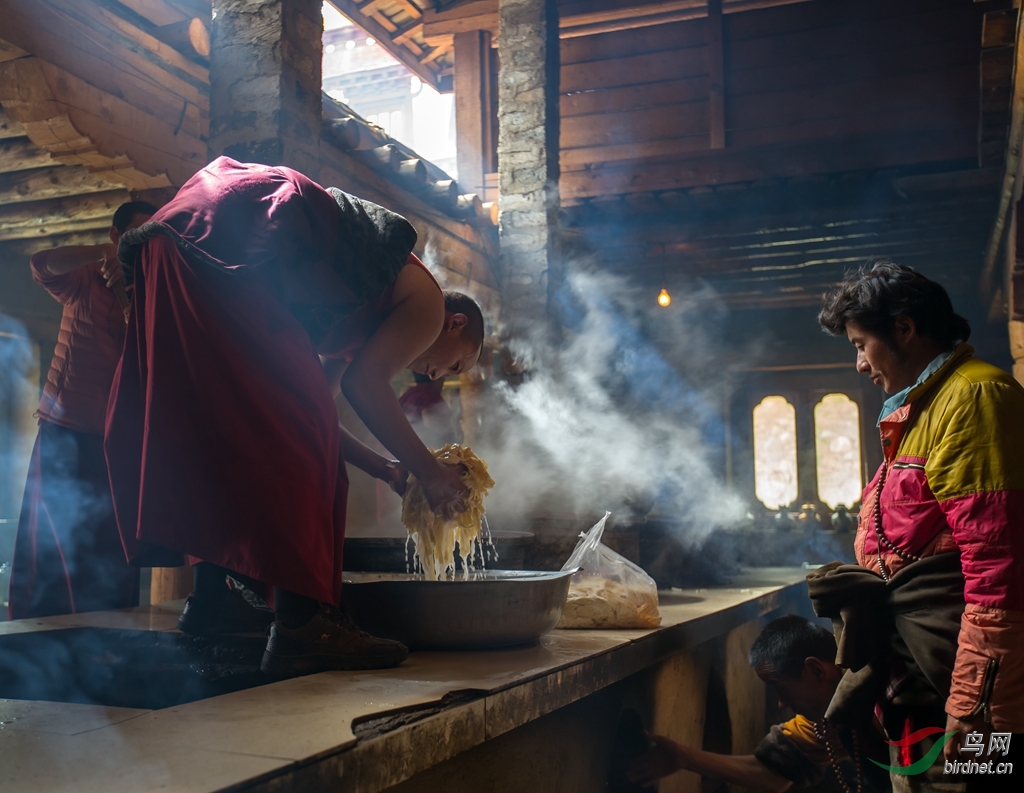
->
xmin=748 ymin=615 xmax=843 ymax=722
xmin=408 ymin=291 xmax=484 ymax=381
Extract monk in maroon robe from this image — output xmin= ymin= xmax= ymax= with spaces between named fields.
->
xmin=106 ymin=157 xmax=482 ymax=674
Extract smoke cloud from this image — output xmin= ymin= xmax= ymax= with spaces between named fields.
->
xmin=0 ymin=312 xmax=37 ymax=612
xmin=472 ymin=264 xmax=749 ymax=542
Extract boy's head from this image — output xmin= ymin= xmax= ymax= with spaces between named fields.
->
xmin=748 ymin=615 xmax=842 ymax=722
xmin=408 ymin=290 xmax=484 ymax=380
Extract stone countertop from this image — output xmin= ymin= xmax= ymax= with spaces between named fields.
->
xmin=0 ymin=567 xmax=809 ymax=793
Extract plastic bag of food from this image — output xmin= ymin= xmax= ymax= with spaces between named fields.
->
xmin=556 ymin=512 xmax=662 ymax=629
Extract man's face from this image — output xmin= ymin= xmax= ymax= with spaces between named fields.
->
xmin=408 ymin=314 xmax=480 ymax=381
xmin=758 ymin=658 xmax=841 ymax=722
xmin=846 ymin=319 xmax=915 ymax=394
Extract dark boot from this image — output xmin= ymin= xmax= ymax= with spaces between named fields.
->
xmin=261 ymin=604 xmax=409 ymax=676
xmin=177 ymin=564 xmax=274 ymax=636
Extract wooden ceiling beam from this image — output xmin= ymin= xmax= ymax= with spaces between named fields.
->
xmin=0 ymin=109 xmax=25 ymax=140
xmin=0 ymin=0 xmax=208 ymax=114
xmin=0 ymin=37 xmax=28 ymax=63
xmin=113 ymin=0 xmax=194 ymax=27
xmin=0 ymin=56 xmax=198 ymax=189
xmin=0 ymin=164 xmax=123 ymax=207
xmin=423 ymin=0 xmax=817 ymax=40
xmin=0 ymin=137 xmax=55 ymax=174
xmin=0 ymin=189 xmax=132 ymax=241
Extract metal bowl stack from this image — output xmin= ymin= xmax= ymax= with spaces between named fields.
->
xmin=342 ymin=569 xmax=573 ymax=650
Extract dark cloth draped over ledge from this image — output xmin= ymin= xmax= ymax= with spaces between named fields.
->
xmin=806 ymin=553 xmax=965 ymax=735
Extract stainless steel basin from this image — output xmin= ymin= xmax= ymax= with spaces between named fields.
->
xmin=342 ymin=570 xmax=573 ymax=650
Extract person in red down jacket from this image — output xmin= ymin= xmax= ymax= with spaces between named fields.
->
xmin=8 ymin=201 xmax=156 ymax=619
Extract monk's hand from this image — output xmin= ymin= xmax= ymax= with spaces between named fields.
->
xmin=421 ymin=462 xmax=469 ymax=519
xmin=627 ymin=732 xmax=688 ymax=788
xmin=98 ymin=243 xmax=121 ymax=289
xmin=383 ymin=461 xmax=409 ymax=496
xmin=944 ymin=713 xmax=990 ymax=763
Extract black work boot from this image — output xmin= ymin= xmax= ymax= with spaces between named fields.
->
xmin=177 ymin=580 xmax=275 ymax=636
xmin=261 ymin=604 xmax=409 ymax=676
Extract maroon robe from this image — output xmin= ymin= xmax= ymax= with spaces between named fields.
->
xmin=105 ymin=158 xmax=415 ymax=604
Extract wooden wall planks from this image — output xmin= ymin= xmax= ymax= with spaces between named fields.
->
xmin=559 ymin=0 xmax=986 ymax=200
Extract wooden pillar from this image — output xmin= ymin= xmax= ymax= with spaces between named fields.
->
xmin=724 ymin=620 xmax=767 ymax=756
xmin=1012 ymin=202 xmax=1024 ymax=385
xmin=497 ymin=0 xmax=561 ymax=336
xmin=650 ymin=649 xmax=712 ymax=793
xmin=454 ymin=30 xmax=493 ymax=195
xmin=459 ymin=370 xmax=485 ymax=446
xmin=1011 ymin=320 xmax=1024 ymax=384
xmin=150 ymin=565 xmax=193 ymax=605
xmin=208 ymin=0 xmax=322 ymax=176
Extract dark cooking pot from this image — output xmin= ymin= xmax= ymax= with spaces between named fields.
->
xmin=343 ymin=530 xmax=534 ymax=573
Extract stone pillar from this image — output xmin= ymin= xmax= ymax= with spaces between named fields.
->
xmin=208 ymin=0 xmax=322 ymax=177
xmin=497 ymin=0 xmax=561 ymax=337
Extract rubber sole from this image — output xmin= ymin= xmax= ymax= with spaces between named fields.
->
xmin=177 ymin=615 xmax=275 ymax=637
xmin=260 ymin=647 xmax=409 ymax=676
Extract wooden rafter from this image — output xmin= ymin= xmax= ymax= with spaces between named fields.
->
xmin=394 ymin=22 xmax=424 ymax=46
xmin=420 ymin=38 xmax=452 ymax=65
xmin=327 ymin=0 xmax=446 ymax=88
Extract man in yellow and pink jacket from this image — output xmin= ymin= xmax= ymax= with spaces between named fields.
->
xmin=814 ymin=260 xmax=1024 ymax=790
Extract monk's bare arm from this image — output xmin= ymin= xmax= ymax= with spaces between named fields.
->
xmin=336 ymin=421 xmax=392 ymax=480
xmin=340 ymin=264 xmax=444 ymax=483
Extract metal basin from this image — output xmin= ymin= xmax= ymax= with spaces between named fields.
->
xmin=343 ymin=530 xmax=533 ymax=574
xmin=342 ymin=569 xmax=573 ymax=650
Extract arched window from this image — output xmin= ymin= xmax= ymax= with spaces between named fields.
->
xmin=752 ymin=395 xmax=798 ymax=510
xmin=814 ymin=393 xmax=863 ymax=509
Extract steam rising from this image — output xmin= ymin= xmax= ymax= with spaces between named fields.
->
xmin=474 ymin=266 xmax=747 ymax=539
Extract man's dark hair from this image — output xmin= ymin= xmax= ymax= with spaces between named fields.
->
xmin=112 ymin=201 xmax=158 ymax=233
xmin=748 ymin=615 xmax=837 ymax=679
xmin=818 ymin=259 xmax=970 ymax=349
xmin=443 ymin=290 xmax=485 ymax=350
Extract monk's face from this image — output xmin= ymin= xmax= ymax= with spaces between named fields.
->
xmin=408 ymin=313 xmax=480 ymax=381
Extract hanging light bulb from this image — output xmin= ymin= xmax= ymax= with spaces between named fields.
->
xmin=657 ymin=287 xmax=672 ymax=307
